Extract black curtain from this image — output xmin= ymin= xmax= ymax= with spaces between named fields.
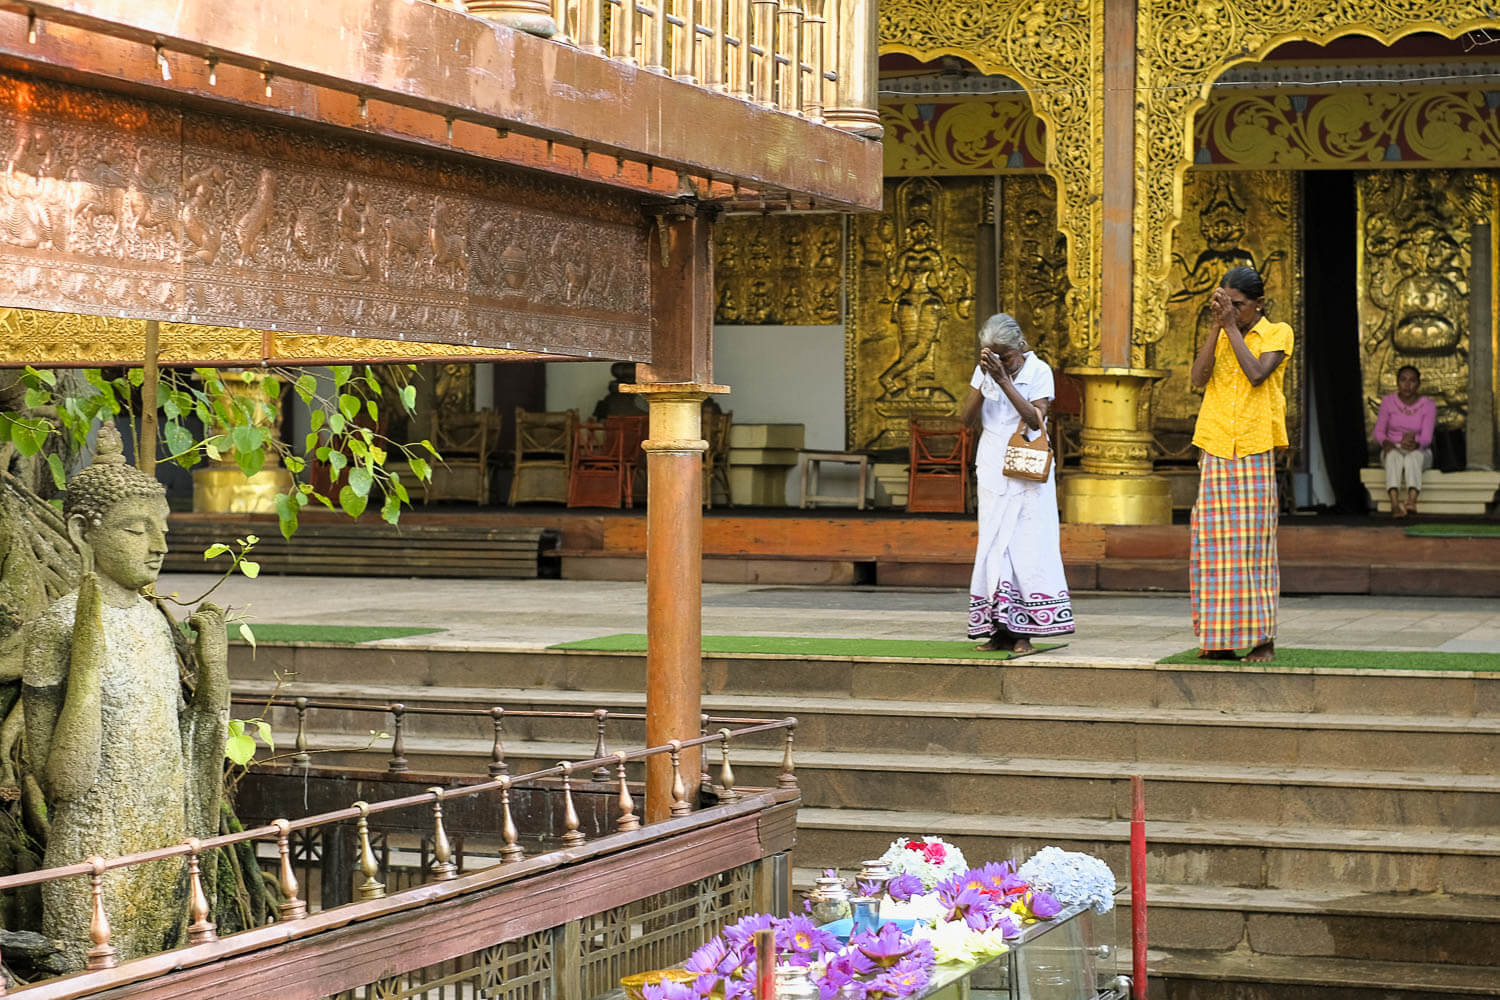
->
xmin=1301 ymin=171 xmax=1368 ymax=512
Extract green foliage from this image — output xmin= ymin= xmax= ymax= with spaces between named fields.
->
xmin=5 ymin=363 xmax=437 ymax=540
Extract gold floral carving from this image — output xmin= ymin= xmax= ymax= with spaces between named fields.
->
xmin=1154 ymin=171 xmax=1302 ymax=459
xmin=713 ymin=215 xmax=844 ymax=326
xmin=1356 ymin=169 xmax=1493 ymax=434
xmin=882 ymin=98 xmax=1047 ymax=176
xmin=1194 ymin=87 xmax=1500 ymax=169
xmin=996 ymin=175 xmax=1076 ymax=369
xmin=880 ymin=0 xmax=1105 ymax=361
xmin=1134 ymin=0 xmax=1500 ymax=350
xmin=846 ymin=177 xmax=982 ymax=450
xmin=0 ymin=309 xmax=528 ymax=365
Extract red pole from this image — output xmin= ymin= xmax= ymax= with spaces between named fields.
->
xmin=1130 ymin=775 xmax=1147 ymax=1000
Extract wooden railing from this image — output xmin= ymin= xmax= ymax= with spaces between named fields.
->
xmin=0 ymin=709 xmax=799 ymax=997
xmin=452 ymin=0 xmax=880 ymax=134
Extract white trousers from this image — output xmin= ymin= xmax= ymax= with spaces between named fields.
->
xmin=1383 ymin=447 xmax=1431 ymax=492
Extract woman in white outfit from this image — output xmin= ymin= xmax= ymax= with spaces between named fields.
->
xmin=960 ymin=313 xmax=1074 ymax=653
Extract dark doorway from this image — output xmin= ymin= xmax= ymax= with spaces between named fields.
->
xmin=1301 ymin=171 xmax=1368 ymax=512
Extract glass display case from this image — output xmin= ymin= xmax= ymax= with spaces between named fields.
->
xmin=917 ymin=901 xmax=1125 ymax=1000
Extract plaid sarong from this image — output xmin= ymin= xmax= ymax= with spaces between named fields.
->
xmin=1190 ymin=451 xmax=1279 ymax=651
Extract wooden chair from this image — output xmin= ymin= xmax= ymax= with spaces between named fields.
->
xmin=607 ymin=414 xmax=649 ymax=507
xmin=509 ymin=408 xmax=576 ymax=505
xmin=567 ymin=421 xmax=628 ymax=508
xmin=703 ymin=409 xmax=734 ymax=508
xmin=906 ymin=418 xmax=971 ymax=513
xmin=424 ymin=409 xmax=503 ymax=505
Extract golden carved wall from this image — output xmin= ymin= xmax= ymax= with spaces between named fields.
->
xmin=846 ymin=177 xmax=982 ymax=450
xmin=713 ymin=215 xmax=844 ymax=326
xmin=1133 ymin=1 xmax=1500 ymax=353
xmin=883 ymin=98 xmax=1047 ymax=176
xmin=1154 ymin=170 xmax=1303 ymax=457
xmin=995 ymin=175 xmax=1076 ymax=370
xmin=1356 ymin=169 xmax=1495 ymax=434
xmin=880 ymin=0 xmax=1104 ymax=362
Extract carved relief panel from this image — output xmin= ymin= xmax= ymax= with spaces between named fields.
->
xmin=713 ymin=215 xmax=843 ymax=326
xmin=1154 ymin=171 xmax=1302 ymax=458
xmin=1357 ymin=170 xmax=1493 ymax=434
xmin=996 ymin=175 xmax=1075 ymax=369
xmin=0 ymin=72 xmax=651 ymax=361
xmin=846 ymin=177 xmax=982 ymax=450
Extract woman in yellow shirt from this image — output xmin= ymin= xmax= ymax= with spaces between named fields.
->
xmin=1188 ymin=266 xmax=1293 ymax=663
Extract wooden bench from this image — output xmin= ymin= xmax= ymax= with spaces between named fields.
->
xmin=164 ymin=517 xmax=558 ymax=578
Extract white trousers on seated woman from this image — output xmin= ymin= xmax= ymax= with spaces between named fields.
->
xmin=1383 ymin=447 xmax=1432 ymax=492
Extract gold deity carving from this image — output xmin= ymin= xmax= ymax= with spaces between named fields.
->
xmin=1155 ymin=171 xmax=1301 ymax=457
xmin=847 ymin=177 xmax=981 ymax=449
xmin=996 ymin=175 xmax=1074 ymax=369
xmin=1357 ymin=170 xmax=1492 ymax=433
xmin=713 ymin=215 xmax=843 ymax=327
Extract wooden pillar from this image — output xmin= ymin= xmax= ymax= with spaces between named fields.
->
xmin=626 ymin=206 xmax=727 ymax=822
xmin=1063 ymin=0 xmax=1171 ymax=525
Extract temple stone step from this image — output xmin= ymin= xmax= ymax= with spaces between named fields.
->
xmin=239 ymin=679 xmax=1500 ymax=774
xmin=1135 ymin=947 xmax=1500 ymax=999
xmin=231 ymin=647 xmax=1500 ymax=717
xmin=1358 ymin=468 xmax=1500 ymax=516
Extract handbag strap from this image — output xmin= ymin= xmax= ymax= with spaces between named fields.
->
xmin=1009 ymin=419 xmax=1050 ymax=452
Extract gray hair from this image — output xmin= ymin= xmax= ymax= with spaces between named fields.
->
xmin=978 ymin=313 xmax=1028 ymax=353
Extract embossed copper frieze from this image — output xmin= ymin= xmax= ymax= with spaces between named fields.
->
xmin=0 ymin=72 xmax=652 ymax=361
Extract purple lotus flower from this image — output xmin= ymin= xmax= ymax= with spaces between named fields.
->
xmin=817 ymin=949 xmax=877 ymax=1000
xmin=937 ymin=883 xmax=999 ymax=931
xmin=1001 ymin=872 xmax=1029 ymax=896
xmin=778 ymin=914 xmax=840 ymax=958
xmin=686 ymin=937 xmax=729 ymax=976
xmin=886 ymin=873 xmax=924 ymax=901
xmin=854 ymin=922 xmax=917 ymax=967
xmin=642 ymin=981 xmax=697 ymax=1000
xmin=723 ymin=913 xmax=778 ymax=950
xmin=994 ymin=911 xmax=1022 ymax=939
xmin=1029 ymin=890 xmax=1063 ymax=919
xmin=858 ymin=880 xmax=881 ymax=898
xmin=970 ymin=861 xmax=1014 ymax=896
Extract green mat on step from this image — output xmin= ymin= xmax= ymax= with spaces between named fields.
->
xmin=1403 ymin=523 xmax=1500 ymax=538
xmin=1157 ymin=648 xmax=1500 ymax=671
xmin=230 ymin=625 xmax=447 ymax=644
xmin=549 ymin=634 xmax=1065 ymax=660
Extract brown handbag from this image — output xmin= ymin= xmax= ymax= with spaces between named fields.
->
xmin=1002 ymin=419 xmax=1052 ymax=482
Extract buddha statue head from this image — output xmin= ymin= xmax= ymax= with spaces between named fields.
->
xmin=63 ymin=424 xmax=169 ymax=596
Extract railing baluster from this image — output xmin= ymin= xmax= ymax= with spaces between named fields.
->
xmin=551 ymin=0 xmax=574 ymax=44
xmin=728 ymin=0 xmax=752 ymax=100
xmin=85 ymin=857 xmax=117 ymax=970
xmin=593 ymin=709 xmax=612 ymax=780
xmin=578 ymin=0 xmax=605 ymax=53
xmin=388 ymin=703 xmax=410 ymax=774
xmin=489 ymin=707 xmax=509 ymax=777
xmin=699 ymin=713 xmax=714 ymax=792
xmin=355 ymin=801 xmax=386 ymax=900
xmin=776 ymin=0 xmax=803 ymax=115
xmin=429 ymin=787 xmax=458 ymax=880
xmin=670 ymin=0 xmax=697 ymax=81
xmin=559 ymin=762 xmax=586 ymax=847
xmin=614 ymin=751 xmax=640 ymax=831
xmin=499 ymin=776 xmax=526 ymax=862
xmin=293 ymin=696 xmax=311 ymax=766
xmin=668 ymin=739 xmax=693 ymax=817
xmin=801 ymin=0 xmax=826 ymax=121
xmin=274 ymin=819 xmax=307 ymax=920
xmin=645 ymin=0 xmax=668 ymax=72
xmin=779 ymin=718 xmax=799 ymax=789
xmin=612 ymin=0 xmax=638 ymax=63
xmin=717 ymin=728 xmax=742 ymax=801
xmin=186 ymin=840 xmax=217 ymax=945
xmin=751 ymin=0 xmax=778 ymax=106
xmin=702 ymin=0 xmax=725 ymax=90
xmin=823 ymin=0 xmax=878 ymax=135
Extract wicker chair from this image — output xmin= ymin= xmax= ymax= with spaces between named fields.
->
xmin=508 ymin=408 xmax=576 ymax=505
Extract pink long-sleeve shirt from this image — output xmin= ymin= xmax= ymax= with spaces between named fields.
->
xmin=1373 ymin=393 xmax=1435 ymax=449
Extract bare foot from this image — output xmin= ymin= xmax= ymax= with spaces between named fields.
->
xmin=976 ymin=636 xmax=1016 ymax=652
xmin=1391 ymin=502 xmax=1406 ymax=518
xmin=1010 ymin=637 xmax=1035 ymax=655
xmin=1197 ymin=649 xmax=1239 ymax=660
xmin=1244 ymin=641 xmax=1275 ymax=663
xmin=1406 ymin=491 xmax=1419 ymax=516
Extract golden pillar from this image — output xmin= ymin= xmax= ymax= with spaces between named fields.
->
xmin=192 ymin=370 xmax=293 ymax=514
xmin=1061 ymin=367 xmax=1171 ymax=525
xmin=624 ymin=382 xmax=727 ymax=822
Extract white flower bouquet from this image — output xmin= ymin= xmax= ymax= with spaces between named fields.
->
xmin=1017 ymin=846 xmax=1117 ymax=914
xmin=877 ymin=836 xmax=969 ymax=890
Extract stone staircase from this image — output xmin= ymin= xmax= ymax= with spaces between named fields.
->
xmin=231 ymin=645 xmax=1500 ymax=998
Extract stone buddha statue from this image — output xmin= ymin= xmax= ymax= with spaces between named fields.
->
xmin=20 ymin=425 xmax=228 ymax=968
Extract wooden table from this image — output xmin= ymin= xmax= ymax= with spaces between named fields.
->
xmin=798 ymin=451 xmax=870 ymax=510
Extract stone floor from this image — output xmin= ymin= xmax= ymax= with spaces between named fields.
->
xmin=154 ymin=573 xmax=1500 ymax=661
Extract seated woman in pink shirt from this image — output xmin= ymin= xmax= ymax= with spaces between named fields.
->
xmin=1372 ymin=365 xmax=1436 ymax=516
